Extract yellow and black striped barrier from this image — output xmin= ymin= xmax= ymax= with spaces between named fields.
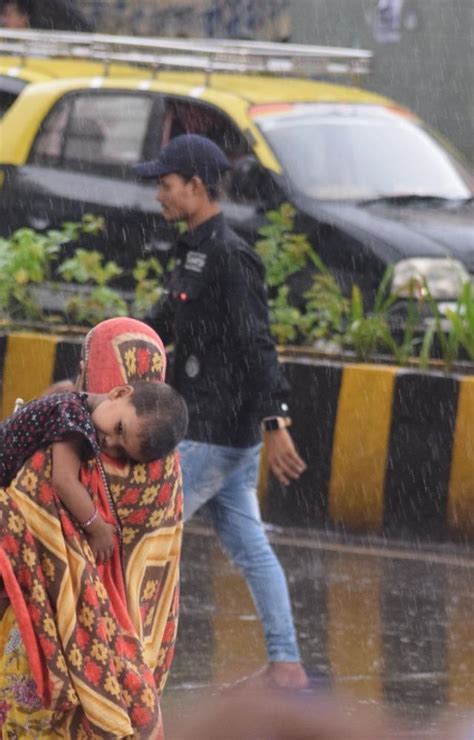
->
xmin=1 ymin=333 xmax=473 ymax=542
xmin=265 ymin=359 xmax=474 ymax=543
xmin=0 ymin=331 xmax=82 ymax=419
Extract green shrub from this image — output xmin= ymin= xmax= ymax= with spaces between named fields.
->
xmin=255 ymin=203 xmax=474 ymax=371
xmin=131 ymin=257 xmax=167 ymax=318
xmin=0 ymin=215 xmax=109 ymax=324
xmin=0 ymin=216 xmax=171 ymax=327
xmin=3 ymin=207 xmax=474 ymax=373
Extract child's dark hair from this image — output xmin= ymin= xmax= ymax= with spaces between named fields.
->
xmin=130 ymin=382 xmax=188 ymax=461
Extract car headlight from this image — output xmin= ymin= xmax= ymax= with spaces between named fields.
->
xmin=391 ymin=258 xmax=469 ymax=299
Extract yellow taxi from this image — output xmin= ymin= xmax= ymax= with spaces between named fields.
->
xmin=0 ymin=29 xmax=161 ymax=116
xmin=0 ymin=30 xmax=472 ymax=313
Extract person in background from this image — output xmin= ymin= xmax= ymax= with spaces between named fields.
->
xmin=135 ymin=134 xmax=309 ymax=690
xmin=0 ymin=0 xmax=93 ymax=31
xmin=0 ymin=317 xmax=183 ymax=738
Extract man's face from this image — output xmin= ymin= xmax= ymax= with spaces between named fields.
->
xmin=156 ymin=173 xmax=196 ymax=222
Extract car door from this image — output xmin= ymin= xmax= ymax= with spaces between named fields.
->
xmin=1 ymin=88 xmax=175 ymax=283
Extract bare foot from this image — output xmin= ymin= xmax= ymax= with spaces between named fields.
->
xmin=227 ymin=662 xmax=310 ymax=691
xmin=266 ymin=661 xmax=310 ymax=689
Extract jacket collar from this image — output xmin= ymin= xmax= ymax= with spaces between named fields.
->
xmin=178 ymin=212 xmax=224 ymax=251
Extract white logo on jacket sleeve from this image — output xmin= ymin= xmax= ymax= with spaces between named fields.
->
xmin=184 ymin=251 xmax=207 ymax=273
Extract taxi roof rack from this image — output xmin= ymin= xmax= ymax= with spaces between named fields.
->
xmin=0 ymin=29 xmax=372 ymax=82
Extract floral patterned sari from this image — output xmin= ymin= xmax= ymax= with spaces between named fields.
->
xmin=0 ymin=318 xmax=183 ymax=738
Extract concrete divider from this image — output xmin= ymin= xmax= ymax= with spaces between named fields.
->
xmin=0 ymin=331 xmax=82 ymax=418
xmin=1 ymin=332 xmax=473 ymax=542
xmin=265 ymin=358 xmax=474 ymax=543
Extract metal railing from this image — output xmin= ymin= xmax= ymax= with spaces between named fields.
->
xmin=0 ymin=29 xmax=372 ymax=81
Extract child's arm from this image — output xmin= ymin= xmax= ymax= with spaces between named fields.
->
xmin=52 ymin=437 xmax=116 ymax=564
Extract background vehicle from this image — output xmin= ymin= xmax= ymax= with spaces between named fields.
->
xmin=0 ymin=30 xmax=472 ymax=318
xmin=0 ymin=67 xmax=48 ymax=117
xmin=0 ymin=28 xmax=162 ymax=117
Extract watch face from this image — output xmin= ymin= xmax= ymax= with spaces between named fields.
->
xmin=262 ymin=416 xmax=291 ymax=432
xmin=264 ymin=417 xmax=280 ymax=431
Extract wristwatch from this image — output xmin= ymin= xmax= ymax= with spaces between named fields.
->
xmin=261 ymin=416 xmax=292 ymax=432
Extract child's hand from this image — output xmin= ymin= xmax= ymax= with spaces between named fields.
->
xmin=85 ymin=516 xmax=116 ymax=564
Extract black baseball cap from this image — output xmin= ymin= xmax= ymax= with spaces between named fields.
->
xmin=134 ymin=134 xmax=231 ymax=186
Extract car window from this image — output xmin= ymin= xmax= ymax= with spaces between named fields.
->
xmin=0 ymin=90 xmax=19 ymax=117
xmin=31 ymin=97 xmax=72 ymax=165
xmin=0 ymin=76 xmax=28 ymax=118
xmin=30 ymin=92 xmax=155 ymax=175
xmin=162 ymin=98 xmax=255 ymax=203
xmin=163 ymin=99 xmax=248 ymax=156
xmin=254 ymin=103 xmax=472 ymax=201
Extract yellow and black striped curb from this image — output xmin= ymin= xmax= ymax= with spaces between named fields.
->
xmin=0 ymin=331 xmax=82 ymax=420
xmin=264 ymin=359 xmax=474 ymax=543
xmin=1 ymin=333 xmax=473 ymax=542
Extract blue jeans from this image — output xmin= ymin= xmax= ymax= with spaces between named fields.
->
xmin=179 ymin=440 xmax=301 ymax=663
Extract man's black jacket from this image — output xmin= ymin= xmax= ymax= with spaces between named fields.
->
xmin=146 ymin=213 xmax=290 ymax=447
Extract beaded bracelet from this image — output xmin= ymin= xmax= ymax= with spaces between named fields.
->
xmin=79 ymin=507 xmax=99 ymax=530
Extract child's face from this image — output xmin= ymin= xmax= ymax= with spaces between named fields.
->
xmin=91 ymin=393 xmax=144 ymax=462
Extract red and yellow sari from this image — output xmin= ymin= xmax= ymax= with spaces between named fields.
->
xmin=0 ymin=318 xmax=183 ymax=738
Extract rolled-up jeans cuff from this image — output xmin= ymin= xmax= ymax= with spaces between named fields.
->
xmin=267 ymin=647 xmax=301 ymax=663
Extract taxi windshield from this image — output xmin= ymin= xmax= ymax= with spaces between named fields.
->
xmin=252 ymin=103 xmax=472 ymax=201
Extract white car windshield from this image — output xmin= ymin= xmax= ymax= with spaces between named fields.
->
xmin=252 ymin=103 xmax=472 ymax=201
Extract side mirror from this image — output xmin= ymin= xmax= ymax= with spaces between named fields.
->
xmin=228 ymin=155 xmax=278 ymax=206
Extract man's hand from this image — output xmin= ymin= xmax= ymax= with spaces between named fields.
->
xmin=265 ymin=428 xmax=306 ymax=486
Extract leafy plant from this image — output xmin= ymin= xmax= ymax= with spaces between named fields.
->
xmin=61 ymin=214 xmax=106 ymax=240
xmin=64 ymin=286 xmax=128 ymax=325
xmin=131 ymin=257 xmax=167 ymax=317
xmin=345 ymin=284 xmax=390 ymax=360
xmin=256 ymin=203 xmax=318 ymax=288
xmin=55 ymin=238 xmax=128 ymax=324
xmin=256 ymin=203 xmax=334 ymax=345
xmin=255 ymin=203 xmax=458 ymax=368
xmin=266 ymin=286 xmax=305 ymax=345
xmin=0 ymin=215 xmax=176 ymax=328
xmin=58 ymin=248 xmax=122 ymax=286
xmin=344 ymin=267 xmax=425 ymax=362
xmin=444 ymin=281 xmax=474 ymax=361
xmin=0 ymin=226 xmax=65 ymax=320
xmin=4 ymin=204 xmax=474 ymax=374
xmin=255 ymin=203 xmax=421 ymax=360
xmin=0 ymin=214 xmax=102 ymax=321
xmin=303 ymin=273 xmax=349 ymax=348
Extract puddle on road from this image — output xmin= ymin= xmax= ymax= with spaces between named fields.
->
xmin=163 ymin=527 xmax=474 ymax=733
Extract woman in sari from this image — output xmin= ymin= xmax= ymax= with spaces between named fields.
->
xmin=0 ymin=317 xmax=183 ymax=738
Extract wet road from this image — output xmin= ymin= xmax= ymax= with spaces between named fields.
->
xmin=163 ymin=522 xmax=474 ymax=735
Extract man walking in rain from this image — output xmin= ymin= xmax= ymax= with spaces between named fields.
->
xmin=135 ymin=134 xmax=308 ymax=689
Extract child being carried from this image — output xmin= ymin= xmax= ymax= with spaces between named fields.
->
xmin=0 ymin=382 xmax=188 ymax=562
